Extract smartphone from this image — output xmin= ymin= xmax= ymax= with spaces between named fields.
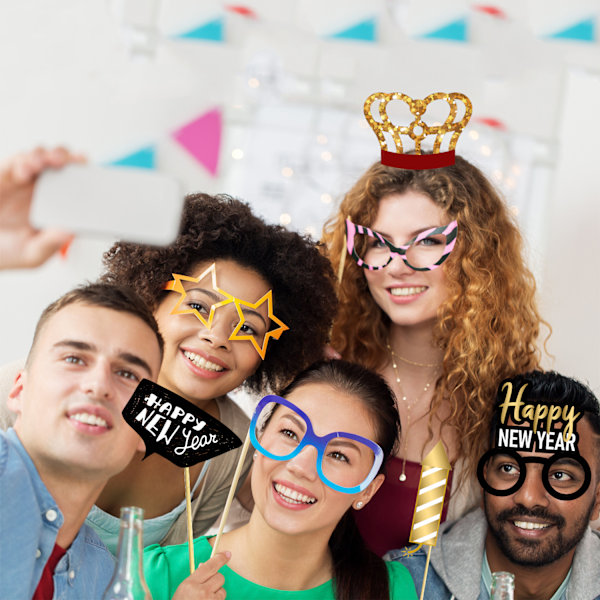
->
xmin=31 ymin=164 xmax=184 ymax=245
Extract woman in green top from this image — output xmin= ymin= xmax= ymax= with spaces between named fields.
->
xmin=144 ymin=360 xmax=418 ymax=600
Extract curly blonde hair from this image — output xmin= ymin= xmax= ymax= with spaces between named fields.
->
xmin=322 ymin=157 xmax=550 ymax=478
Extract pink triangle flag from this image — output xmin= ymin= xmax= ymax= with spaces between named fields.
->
xmin=172 ymin=108 xmax=222 ymax=176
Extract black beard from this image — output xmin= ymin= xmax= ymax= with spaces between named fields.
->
xmin=484 ymin=498 xmax=593 ymax=567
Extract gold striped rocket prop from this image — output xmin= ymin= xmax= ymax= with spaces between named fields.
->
xmin=408 ymin=441 xmax=452 ymax=600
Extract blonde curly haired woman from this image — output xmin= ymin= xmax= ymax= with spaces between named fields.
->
xmin=322 ymin=156 xmax=549 ymax=556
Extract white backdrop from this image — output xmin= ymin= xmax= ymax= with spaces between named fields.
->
xmin=0 ymin=0 xmax=599 ymax=391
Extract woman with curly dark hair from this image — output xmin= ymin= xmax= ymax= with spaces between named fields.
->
xmin=86 ymin=193 xmax=337 ymax=551
xmin=322 ymin=157 xmax=550 ymax=556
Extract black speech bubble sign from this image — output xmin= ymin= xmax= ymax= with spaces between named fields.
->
xmin=123 ymin=379 xmax=242 ymax=468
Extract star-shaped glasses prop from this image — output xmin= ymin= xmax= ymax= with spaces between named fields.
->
xmin=230 ymin=290 xmax=289 ymax=359
xmin=164 ymin=264 xmax=235 ymax=329
xmin=164 ymin=263 xmax=289 ymax=360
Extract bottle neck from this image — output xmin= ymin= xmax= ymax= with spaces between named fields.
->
xmin=491 ymin=571 xmax=515 ymax=600
xmin=114 ymin=512 xmax=144 ymax=578
xmin=103 ymin=506 xmax=150 ymax=600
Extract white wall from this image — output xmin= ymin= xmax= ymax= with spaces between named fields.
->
xmin=0 ymin=0 xmax=599 ymax=391
xmin=540 ymin=68 xmax=600 ymax=388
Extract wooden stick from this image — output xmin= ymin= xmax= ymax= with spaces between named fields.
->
xmin=210 ymin=430 xmax=251 ymax=557
xmin=419 ymin=545 xmax=432 ymax=600
xmin=184 ymin=467 xmax=195 ymax=575
xmin=337 ymin=232 xmax=347 ymax=283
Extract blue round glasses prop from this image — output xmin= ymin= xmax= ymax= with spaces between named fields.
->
xmin=250 ymin=395 xmax=384 ymax=494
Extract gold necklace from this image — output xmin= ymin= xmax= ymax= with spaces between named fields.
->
xmin=387 ymin=343 xmax=439 ymax=482
xmin=394 ymin=353 xmax=441 ymax=368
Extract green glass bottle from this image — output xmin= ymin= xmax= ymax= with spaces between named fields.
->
xmin=102 ymin=506 xmax=151 ymax=600
xmin=491 ymin=571 xmax=515 ymax=600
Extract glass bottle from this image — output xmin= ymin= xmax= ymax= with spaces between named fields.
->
xmin=491 ymin=571 xmax=515 ymax=600
xmin=102 ymin=506 xmax=151 ymax=600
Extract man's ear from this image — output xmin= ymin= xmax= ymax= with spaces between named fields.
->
xmin=591 ymin=479 xmax=600 ymax=523
xmin=356 ymin=473 xmax=385 ymax=508
xmin=6 ymin=371 xmax=25 ymax=414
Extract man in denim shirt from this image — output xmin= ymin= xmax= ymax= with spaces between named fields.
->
xmin=0 ymin=283 xmax=163 ymax=599
xmin=389 ymin=371 xmax=600 ymax=600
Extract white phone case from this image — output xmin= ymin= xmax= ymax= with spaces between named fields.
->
xmin=31 ymin=164 xmax=184 ymax=245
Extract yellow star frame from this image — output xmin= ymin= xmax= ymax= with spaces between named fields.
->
xmin=230 ymin=290 xmax=289 ymax=359
xmin=164 ymin=264 xmax=235 ymax=329
xmin=164 ymin=264 xmax=289 ymax=360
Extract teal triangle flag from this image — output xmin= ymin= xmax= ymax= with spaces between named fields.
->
xmin=330 ymin=18 xmax=377 ymax=42
xmin=547 ymin=18 xmax=595 ymax=41
xmin=109 ymin=146 xmax=155 ymax=169
xmin=176 ymin=18 xmax=224 ymax=42
xmin=421 ymin=18 xmax=468 ymax=42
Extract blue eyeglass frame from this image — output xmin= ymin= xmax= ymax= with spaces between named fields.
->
xmin=345 ymin=218 xmax=458 ymax=271
xmin=250 ymin=395 xmax=384 ymax=494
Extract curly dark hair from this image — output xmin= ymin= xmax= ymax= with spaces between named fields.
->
xmin=100 ymin=193 xmax=337 ymax=391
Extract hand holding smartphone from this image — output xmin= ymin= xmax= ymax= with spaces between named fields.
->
xmin=31 ymin=164 xmax=184 ymax=246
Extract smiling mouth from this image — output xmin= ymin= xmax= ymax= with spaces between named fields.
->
xmin=389 ymin=286 xmax=427 ymax=296
xmin=274 ymin=483 xmax=317 ymax=505
xmin=183 ymin=350 xmax=225 ymax=372
xmin=70 ymin=412 xmax=109 ymax=428
xmin=512 ymin=520 xmax=552 ymax=531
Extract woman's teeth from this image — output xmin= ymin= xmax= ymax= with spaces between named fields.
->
xmin=513 ymin=520 xmax=550 ymax=530
xmin=390 ymin=286 xmax=426 ymax=296
xmin=184 ymin=351 xmax=224 ymax=372
xmin=70 ymin=413 xmax=108 ymax=428
xmin=274 ymin=483 xmax=317 ymax=505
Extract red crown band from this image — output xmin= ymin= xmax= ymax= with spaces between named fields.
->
xmin=381 ymin=149 xmax=456 ymax=170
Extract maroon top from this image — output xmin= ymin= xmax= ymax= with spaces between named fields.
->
xmin=353 ymin=456 xmax=453 ymax=557
xmin=32 ymin=543 xmax=66 ymax=600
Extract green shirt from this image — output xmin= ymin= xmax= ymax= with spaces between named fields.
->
xmin=144 ymin=536 xmax=418 ymax=600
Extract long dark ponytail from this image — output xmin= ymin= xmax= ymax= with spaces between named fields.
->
xmin=279 ymin=360 xmax=400 ymax=600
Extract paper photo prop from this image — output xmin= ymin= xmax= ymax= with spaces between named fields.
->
xmin=250 ymin=395 xmax=383 ymax=494
xmin=477 ymin=379 xmax=591 ymax=501
xmin=345 ymin=218 xmax=458 ymax=272
xmin=404 ymin=441 xmax=452 ymax=600
xmin=164 ymin=263 xmax=234 ymax=330
xmin=478 ymin=447 xmax=591 ymax=501
xmin=408 ymin=441 xmax=452 ymax=547
xmin=164 ymin=263 xmax=289 ymax=359
xmin=123 ymin=379 xmax=242 ymax=468
xmin=364 ymin=91 xmax=472 ymax=170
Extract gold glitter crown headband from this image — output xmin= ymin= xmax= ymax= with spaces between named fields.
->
xmin=364 ymin=92 xmax=472 ymax=170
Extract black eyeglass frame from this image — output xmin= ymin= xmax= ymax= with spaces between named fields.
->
xmin=477 ymin=447 xmax=591 ymax=501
